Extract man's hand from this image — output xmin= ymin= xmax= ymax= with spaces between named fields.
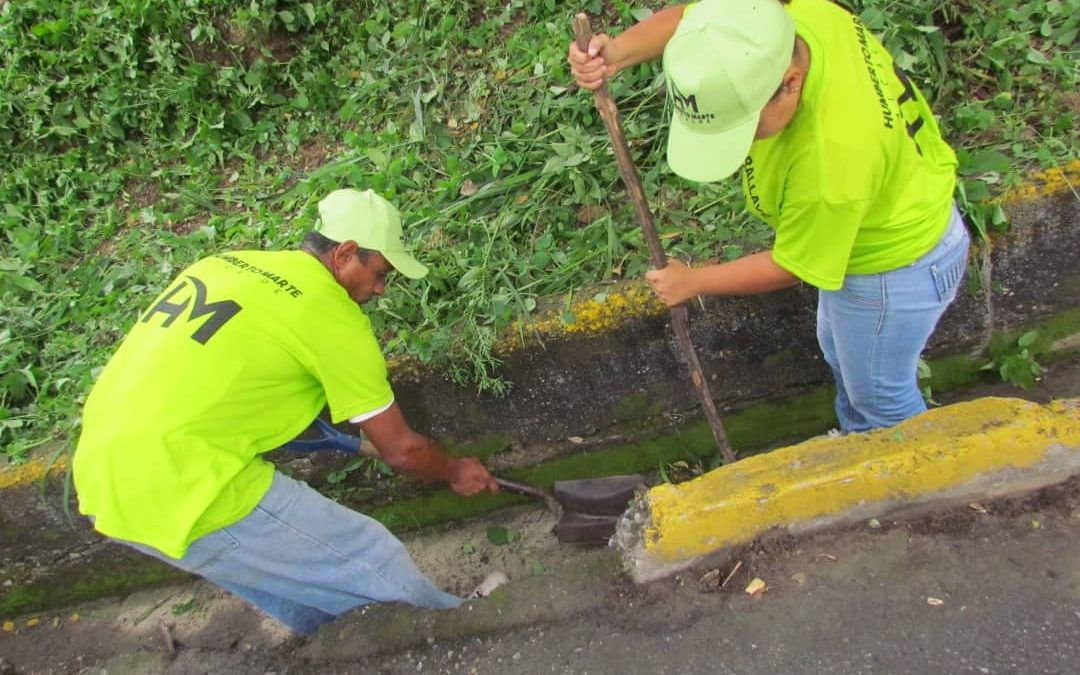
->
xmin=645 ymin=259 xmax=698 ymax=306
xmin=359 ymin=403 xmax=498 ymax=495
xmin=567 ymin=34 xmax=615 ymax=90
xmin=449 ymin=457 xmax=498 ymax=496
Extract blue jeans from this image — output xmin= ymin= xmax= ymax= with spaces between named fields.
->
xmin=118 ymin=472 xmax=461 ymax=635
xmin=817 ymin=205 xmax=970 ymax=433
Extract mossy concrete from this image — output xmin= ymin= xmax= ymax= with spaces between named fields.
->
xmin=0 ymin=549 xmax=188 ymax=618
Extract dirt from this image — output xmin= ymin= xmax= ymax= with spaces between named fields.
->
xmin=0 ymin=504 xmax=598 ymax=674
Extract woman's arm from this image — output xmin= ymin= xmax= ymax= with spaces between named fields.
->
xmin=645 ymin=250 xmax=800 ymax=306
xmin=568 ymin=5 xmax=688 ymax=90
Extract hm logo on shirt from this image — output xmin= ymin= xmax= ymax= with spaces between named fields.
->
xmin=141 ymin=275 xmax=242 ymax=345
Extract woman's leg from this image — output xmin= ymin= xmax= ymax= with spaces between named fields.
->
xmin=817 ymin=295 xmax=870 ymax=432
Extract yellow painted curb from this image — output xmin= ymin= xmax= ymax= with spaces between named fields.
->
xmin=0 ymin=454 xmax=68 ymax=490
xmin=624 ymin=397 xmax=1080 ymax=582
xmin=1002 ymin=159 xmax=1080 ymax=203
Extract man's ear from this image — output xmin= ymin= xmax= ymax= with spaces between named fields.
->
xmin=331 ymin=240 xmax=359 ymax=267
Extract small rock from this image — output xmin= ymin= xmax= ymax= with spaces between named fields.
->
xmin=745 ymin=578 xmax=767 ymax=596
xmin=868 ymin=518 xmax=881 ymax=529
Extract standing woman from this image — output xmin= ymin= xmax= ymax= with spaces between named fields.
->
xmin=568 ymin=0 xmax=970 ymax=433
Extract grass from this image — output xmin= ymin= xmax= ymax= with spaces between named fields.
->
xmin=1 ymin=0 xmax=1077 ymax=462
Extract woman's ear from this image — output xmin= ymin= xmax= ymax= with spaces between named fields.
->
xmin=783 ymin=67 xmax=804 ymax=95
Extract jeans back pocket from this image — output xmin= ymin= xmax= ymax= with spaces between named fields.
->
xmin=930 ymin=254 xmax=967 ymax=304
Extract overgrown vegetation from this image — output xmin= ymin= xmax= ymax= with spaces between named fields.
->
xmin=1 ymin=0 xmax=1077 ymax=461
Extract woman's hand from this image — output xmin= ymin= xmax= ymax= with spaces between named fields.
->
xmin=567 ymin=34 xmax=616 ymax=90
xmin=645 ymin=259 xmax=698 ymax=306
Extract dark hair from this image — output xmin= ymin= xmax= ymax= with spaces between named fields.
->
xmin=301 ymin=231 xmax=376 ymax=262
xmin=302 ymin=231 xmax=338 ymax=254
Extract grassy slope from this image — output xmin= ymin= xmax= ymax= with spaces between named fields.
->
xmin=0 ymin=0 xmax=1077 ymax=460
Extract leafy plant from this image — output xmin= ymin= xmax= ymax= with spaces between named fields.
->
xmin=326 ymin=455 xmax=393 ymax=485
xmin=917 ymin=358 xmax=938 ymax=405
xmin=485 ymin=525 xmax=521 ymax=546
xmin=983 ymin=330 xmax=1044 ymax=388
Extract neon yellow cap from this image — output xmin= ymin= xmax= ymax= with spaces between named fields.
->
xmin=664 ymin=0 xmax=796 ymax=182
xmin=316 ymin=189 xmax=429 ymax=279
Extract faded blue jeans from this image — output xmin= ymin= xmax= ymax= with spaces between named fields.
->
xmin=817 ymin=205 xmax=970 ymax=433
xmin=118 ymin=472 xmax=461 ymax=635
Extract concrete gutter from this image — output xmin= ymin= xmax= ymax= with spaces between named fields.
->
xmin=617 ymin=396 xmax=1080 ymax=583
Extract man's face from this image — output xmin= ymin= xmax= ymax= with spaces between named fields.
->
xmin=332 ymin=244 xmax=393 ymax=304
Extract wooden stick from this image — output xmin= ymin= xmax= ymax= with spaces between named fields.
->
xmin=573 ymin=13 xmax=736 ymax=464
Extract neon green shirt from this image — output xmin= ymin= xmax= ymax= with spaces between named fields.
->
xmin=73 ymin=250 xmax=394 ymax=558
xmin=741 ymin=0 xmax=958 ymax=290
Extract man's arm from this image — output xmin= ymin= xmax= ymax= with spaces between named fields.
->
xmin=357 ymin=403 xmax=496 ymax=496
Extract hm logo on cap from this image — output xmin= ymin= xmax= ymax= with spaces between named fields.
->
xmin=669 ymin=80 xmax=714 ymax=124
xmin=670 ymin=80 xmax=699 ymax=114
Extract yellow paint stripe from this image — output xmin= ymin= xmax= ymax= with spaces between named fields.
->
xmin=643 ymin=397 xmax=1080 ymax=562
xmin=0 ymin=455 xmax=68 ymax=490
xmin=1003 ymin=159 xmax=1080 ymax=203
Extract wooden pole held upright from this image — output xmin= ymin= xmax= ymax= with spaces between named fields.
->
xmin=573 ymin=13 xmax=736 ymax=464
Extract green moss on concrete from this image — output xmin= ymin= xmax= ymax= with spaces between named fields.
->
xmin=369 ymin=386 xmax=840 ymax=534
xmin=762 ymin=348 xmax=797 ymax=372
xmin=447 ymin=434 xmax=512 ymax=460
xmin=611 ymin=391 xmax=666 ymax=422
xmin=925 ymin=353 xmax=985 ymax=392
xmin=1 ymin=557 xmax=190 ymax=619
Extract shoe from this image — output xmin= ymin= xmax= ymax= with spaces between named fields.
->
xmin=467 ymin=571 xmax=509 ymax=599
xmin=806 ymin=428 xmax=843 ymax=442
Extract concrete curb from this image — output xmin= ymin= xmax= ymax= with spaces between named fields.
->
xmin=617 ymin=396 xmax=1080 ymax=583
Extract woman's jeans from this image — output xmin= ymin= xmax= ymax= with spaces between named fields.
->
xmin=118 ymin=472 xmax=461 ymax=636
xmin=817 ymin=205 xmax=970 ymax=433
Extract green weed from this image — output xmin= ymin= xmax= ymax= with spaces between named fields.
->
xmin=983 ymin=330 xmax=1045 ymax=388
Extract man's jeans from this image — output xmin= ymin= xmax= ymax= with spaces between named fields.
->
xmin=119 ymin=472 xmax=461 ymax=635
xmin=817 ymin=205 xmax=971 ymax=433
